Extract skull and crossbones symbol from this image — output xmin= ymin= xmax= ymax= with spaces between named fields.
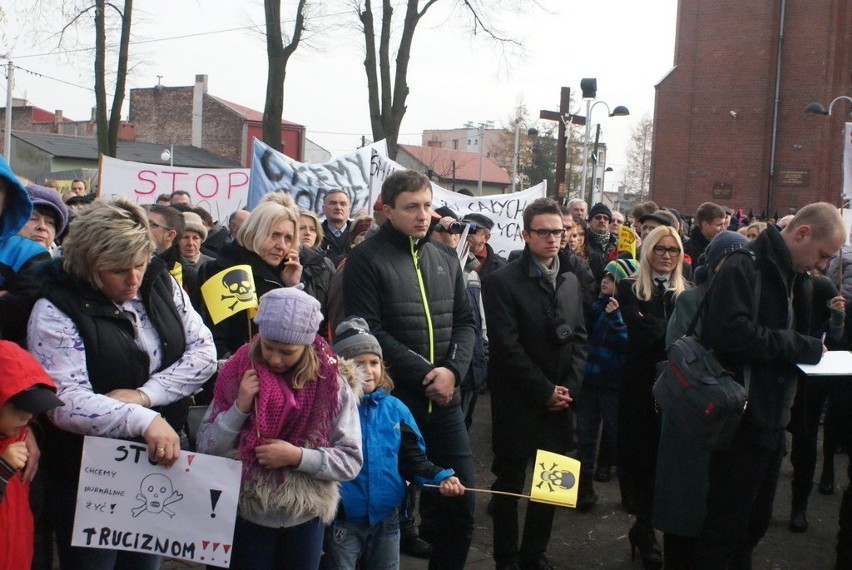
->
xmin=131 ymin=473 xmax=183 ymax=518
xmin=221 ymin=269 xmax=255 ymax=311
xmin=535 ymin=462 xmax=576 ymax=493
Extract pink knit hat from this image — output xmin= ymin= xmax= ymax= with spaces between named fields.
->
xmin=254 ymin=286 xmax=322 ymax=345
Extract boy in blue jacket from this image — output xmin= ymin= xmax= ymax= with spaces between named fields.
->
xmin=325 ymin=318 xmax=465 ymax=569
xmin=575 ymin=258 xmax=635 ymax=511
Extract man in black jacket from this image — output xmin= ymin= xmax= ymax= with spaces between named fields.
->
xmin=343 ymin=170 xmax=476 ymax=570
xmin=484 ymin=197 xmax=588 ymax=570
xmin=693 ymin=203 xmax=844 ymax=569
xmin=320 ymin=189 xmax=351 ymax=263
xmin=683 ymin=201 xmax=726 ymax=270
xmin=584 ymin=202 xmax=618 ymax=283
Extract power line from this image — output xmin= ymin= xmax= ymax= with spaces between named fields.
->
xmin=13 ymin=63 xmax=96 ymax=93
xmin=6 ymin=10 xmax=353 ymax=61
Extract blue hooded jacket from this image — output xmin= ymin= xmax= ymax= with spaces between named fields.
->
xmin=0 ymin=157 xmax=47 ymax=290
xmin=338 ymin=388 xmax=453 ymax=525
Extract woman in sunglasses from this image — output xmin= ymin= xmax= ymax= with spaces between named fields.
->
xmin=616 ymin=225 xmax=690 ymax=569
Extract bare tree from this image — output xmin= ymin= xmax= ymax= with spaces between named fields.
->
xmin=356 ymin=0 xmax=524 ymax=159
xmin=625 ymin=113 xmax=653 ymax=200
xmin=262 ymin=0 xmax=308 ymax=151
xmin=93 ymin=0 xmax=131 ymax=157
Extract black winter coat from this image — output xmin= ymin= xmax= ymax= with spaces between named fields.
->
xmin=194 ymin=242 xmax=333 ymax=356
xmin=483 ymin=247 xmax=588 ymax=457
xmin=343 ymin=222 xmax=475 ymax=421
xmin=477 ymin=243 xmax=508 ymax=281
xmin=700 ymin=224 xmax=822 ymax=450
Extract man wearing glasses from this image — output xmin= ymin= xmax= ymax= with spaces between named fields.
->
xmin=483 ymin=197 xmax=588 ymax=570
xmin=147 ymin=205 xmax=185 ymax=285
xmin=585 ymin=202 xmax=619 ymax=284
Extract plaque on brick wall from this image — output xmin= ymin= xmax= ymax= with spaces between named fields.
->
xmin=778 ymin=169 xmax=810 ymax=187
xmin=712 ymin=182 xmax=732 ymax=199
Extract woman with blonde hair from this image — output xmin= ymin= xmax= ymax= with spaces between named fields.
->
xmin=299 ymin=210 xmax=325 ymax=251
xmin=195 ymin=194 xmax=304 ymax=358
xmin=746 ymin=221 xmax=768 ymax=240
xmin=616 ymin=225 xmax=689 ymax=569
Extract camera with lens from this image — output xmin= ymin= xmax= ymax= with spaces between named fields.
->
xmin=443 ymin=221 xmax=465 ymax=234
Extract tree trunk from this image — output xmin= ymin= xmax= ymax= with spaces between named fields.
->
xmin=108 ymin=0 xmax=132 ymax=158
xmin=94 ymin=0 xmax=108 ymax=156
xmin=262 ymin=0 xmax=306 ymax=154
xmin=93 ymin=0 xmax=132 ymax=159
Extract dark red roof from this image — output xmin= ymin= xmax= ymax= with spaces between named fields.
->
xmin=210 ymin=95 xmax=304 ymax=128
xmin=30 ymin=107 xmax=73 ymax=123
xmin=398 ymin=144 xmax=510 ymax=185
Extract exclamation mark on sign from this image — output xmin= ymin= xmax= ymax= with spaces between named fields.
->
xmin=185 ymin=454 xmax=196 ymax=472
xmin=210 ymin=489 xmax=222 ymax=518
xmin=109 ymin=504 xmax=116 ymax=514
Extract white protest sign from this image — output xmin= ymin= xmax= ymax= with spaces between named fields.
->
xmin=247 ymin=138 xmax=387 ymax=213
xmin=98 ymin=155 xmax=250 ymax=222
xmin=433 ymin=183 xmax=547 ymax=257
xmin=72 ymin=436 xmax=242 ymax=568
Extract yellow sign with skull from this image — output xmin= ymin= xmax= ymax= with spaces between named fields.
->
xmin=200 ymin=265 xmax=259 ymax=325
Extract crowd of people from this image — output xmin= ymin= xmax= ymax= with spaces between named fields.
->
xmin=1 ymin=152 xmax=852 ymax=570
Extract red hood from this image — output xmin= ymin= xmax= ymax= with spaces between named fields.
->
xmin=0 ymin=341 xmax=56 ymax=409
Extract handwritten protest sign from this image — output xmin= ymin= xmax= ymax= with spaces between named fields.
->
xmin=73 ymin=436 xmax=242 ymax=568
xmin=98 ymin=155 xmax=250 ymax=222
xmin=248 ymin=138 xmax=386 ymax=213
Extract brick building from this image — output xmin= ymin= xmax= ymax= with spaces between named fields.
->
xmin=651 ymin=0 xmax=851 ymax=216
xmin=0 ymin=99 xmax=95 ymax=138
xmin=129 ymin=75 xmax=305 ymax=167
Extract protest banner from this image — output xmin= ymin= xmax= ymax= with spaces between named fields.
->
xmin=368 ymin=152 xmax=547 ymax=257
xmin=529 ymin=449 xmax=581 ymax=508
xmin=248 ymin=138 xmax=387 ymax=213
xmin=72 ymin=436 xmax=242 ymax=568
xmin=98 ymin=155 xmax=250 ymax=222
xmin=250 ymin=141 xmax=544 ymax=257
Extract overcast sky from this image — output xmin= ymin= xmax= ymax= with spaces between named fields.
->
xmin=2 ymin=0 xmax=678 ymax=190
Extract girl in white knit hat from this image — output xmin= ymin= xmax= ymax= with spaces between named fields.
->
xmin=197 ymin=286 xmax=363 ymax=569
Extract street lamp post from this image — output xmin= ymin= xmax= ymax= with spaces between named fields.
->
xmin=160 ymin=144 xmax=174 ymax=167
xmin=578 ymin=78 xmax=629 ymax=207
xmin=511 ymin=122 xmax=538 ymax=193
xmin=580 ymin=103 xmax=629 ymax=205
xmin=805 ymin=95 xmax=852 ymax=205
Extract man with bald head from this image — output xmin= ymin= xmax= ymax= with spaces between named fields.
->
xmin=692 ymin=202 xmax=845 ymax=569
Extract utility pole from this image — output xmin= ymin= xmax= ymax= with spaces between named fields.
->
xmin=3 ymin=61 xmax=13 ymax=162
xmin=540 ymin=87 xmax=585 ymax=200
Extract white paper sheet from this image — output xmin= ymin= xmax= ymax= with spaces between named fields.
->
xmin=797 ymin=351 xmax=852 ymax=376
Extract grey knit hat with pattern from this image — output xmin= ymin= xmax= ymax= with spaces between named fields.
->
xmin=333 ymin=317 xmax=383 ymax=359
xmin=254 ymin=286 xmax=322 ymax=345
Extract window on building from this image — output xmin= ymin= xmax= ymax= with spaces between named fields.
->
xmin=453 ymin=140 xmax=458 ymax=150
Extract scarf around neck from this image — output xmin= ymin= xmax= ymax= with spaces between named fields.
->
xmin=212 ymin=334 xmax=341 ymax=482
